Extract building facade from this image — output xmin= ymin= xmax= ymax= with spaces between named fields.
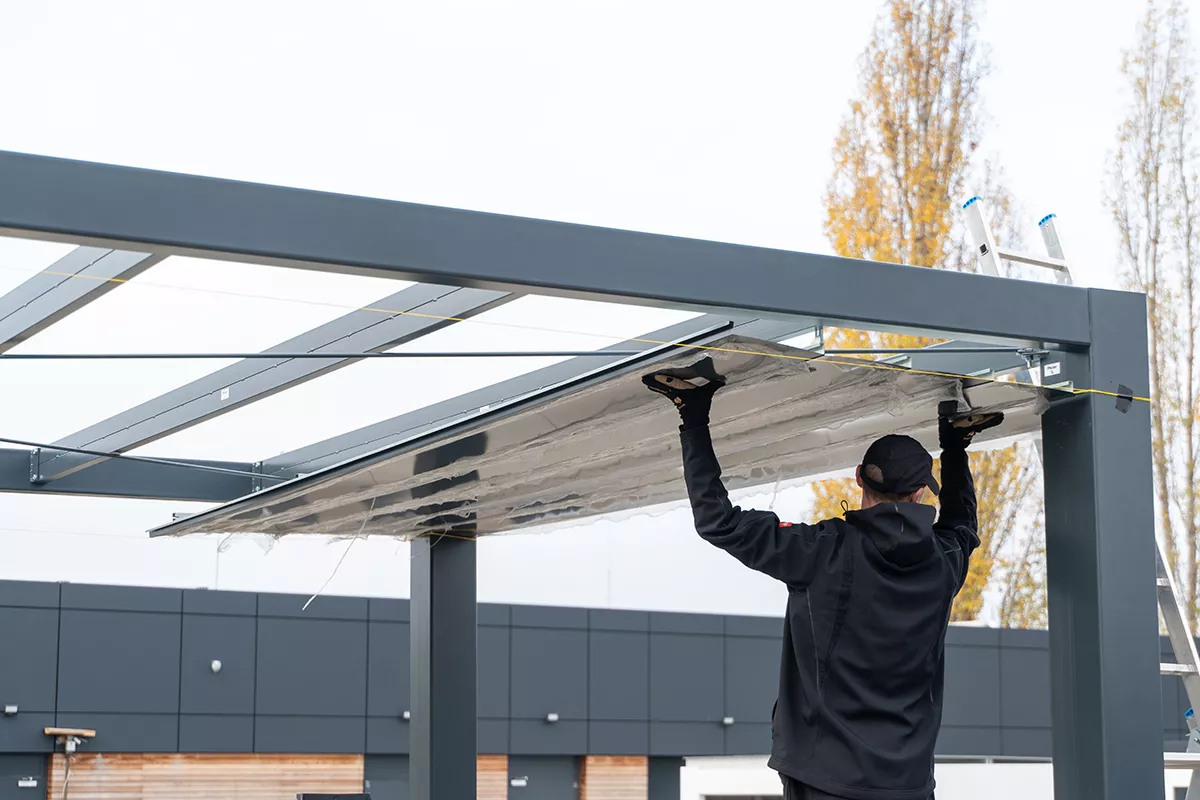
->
xmin=0 ymin=578 xmax=1188 ymax=799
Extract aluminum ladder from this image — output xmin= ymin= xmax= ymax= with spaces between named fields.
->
xmin=964 ymin=196 xmax=1200 ymax=795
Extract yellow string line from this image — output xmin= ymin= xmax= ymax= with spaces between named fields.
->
xmin=10 ymin=265 xmax=1152 ymax=405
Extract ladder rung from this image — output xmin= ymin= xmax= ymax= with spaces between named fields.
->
xmin=1164 ymin=752 xmax=1200 ymax=769
xmin=1162 ymin=663 xmax=1199 ymax=675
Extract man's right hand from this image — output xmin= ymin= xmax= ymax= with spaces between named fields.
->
xmin=642 ymin=356 xmax=726 ymax=429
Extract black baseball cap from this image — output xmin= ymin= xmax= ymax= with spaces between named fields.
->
xmin=860 ymin=434 xmax=940 ymax=497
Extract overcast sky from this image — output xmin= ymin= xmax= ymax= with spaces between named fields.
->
xmin=0 ymin=0 xmax=1165 ymax=619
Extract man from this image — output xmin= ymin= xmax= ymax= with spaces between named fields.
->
xmin=644 ymin=358 xmax=1000 ymax=800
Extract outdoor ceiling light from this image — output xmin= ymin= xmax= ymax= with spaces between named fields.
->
xmin=148 ymin=335 xmax=1059 ymax=542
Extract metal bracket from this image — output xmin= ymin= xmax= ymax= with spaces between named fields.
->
xmin=251 ymin=462 xmax=265 ymax=493
xmin=28 ymin=448 xmax=44 ymax=484
xmin=1017 ymin=347 xmax=1050 ymax=372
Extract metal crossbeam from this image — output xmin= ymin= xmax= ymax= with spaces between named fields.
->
xmin=0 ymin=150 xmax=1090 ymax=346
xmin=0 ymin=246 xmax=162 ymax=351
xmin=35 ymin=284 xmax=512 ymax=482
xmin=0 ymin=446 xmax=253 ymax=502
xmin=263 ymin=315 xmax=814 ymax=477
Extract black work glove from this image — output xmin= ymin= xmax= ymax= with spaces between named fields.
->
xmin=642 ymin=356 xmax=727 ymax=429
xmin=938 ymin=401 xmax=1004 ymax=450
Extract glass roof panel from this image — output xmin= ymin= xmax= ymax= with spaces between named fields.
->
xmin=0 ymin=255 xmax=413 ymax=442
xmin=150 ymin=334 xmax=1056 ymax=540
xmin=0 ymin=236 xmax=78 ymax=296
xmin=135 ymin=296 xmax=701 ymax=462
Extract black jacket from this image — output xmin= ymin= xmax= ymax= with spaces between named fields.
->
xmin=680 ymin=424 xmax=979 ymax=800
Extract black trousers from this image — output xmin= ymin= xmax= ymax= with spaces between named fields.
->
xmin=781 ymin=776 xmax=934 ymax=800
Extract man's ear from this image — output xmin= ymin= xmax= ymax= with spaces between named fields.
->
xmin=914 ymin=487 xmax=927 ymax=503
xmin=855 ymin=465 xmax=864 ymax=488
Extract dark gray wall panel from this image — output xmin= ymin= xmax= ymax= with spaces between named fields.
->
xmin=650 ymin=635 xmax=722 ymax=722
xmin=57 ymin=610 xmax=181 ymax=713
xmin=366 ymin=716 xmax=410 ymax=754
xmin=511 ymin=629 xmax=587 ymax=720
xmin=479 ymin=625 xmax=510 ymax=719
xmin=257 ymin=593 xmax=368 ymax=620
xmin=650 ymin=722 xmax=722 ymax=756
xmin=999 ymin=647 xmax=1051 ymax=728
xmin=999 ymin=628 xmax=1046 ymax=649
xmin=60 ymin=584 xmax=180 ymax=613
xmin=509 ymin=720 xmax=586 ymax=755
xmin=1001 ymin=727 xmax=1053 ymax=759
xmin=368 ymin=622 xmax=409 ymax=717
xmin=724 ymin=615 xmax=781 ymax=638
xmin=589 ymin=609 xmax=649 ymax=632
xmin=1162 ymin=639 xmax=1188 ymax=740
xmin=0 ymin=715 xmax=53 ymax=753
xmin=183 ymin=589 xmax=256 ymax=616
xmin=946 ymin=625 xmax=1001 ymax=647
xmin=180 ymin=615 xmax=256 ymax=714
xmin=365 ymin=755 xmax=409 ymax=800
xmin=369 ymin=598 xmax=408 ymax=622
xmin=935 ymin=726 xmax=1003 ymax=757
xmin=724 ymin=637 xmax=779 ymax=723
xmin=511 ymin=606 xmax=588 ymax=629
xmin=254 ymin=716 xmax=365 ymax=753
xmin=0 ymin=608 xmax=58 ymax=712
xmin=650 ymin=613 xmax=722 ymax=635
xmin=588 ymin=722 xmax=648 ymax=755
xmin=256 ymin=618 xmax=368 ymax=716
xmin=0 ymin=754 xmax=48 ymax=800
xmin=942 ymin=645 xmax=1000 ymax=727
xmin=178 ymin=715 xmax=253 ymax=752
xmin=479 ymin=719 xmax=508 ymax=754
xmin=479 ymin=604 xmax=510 ymax=626
xmin=588 ymin=631 xmax=648 ymax=721
xmin=0 ymin=582 xmax=58 ymax=609
xmin=56 ymin=713 xmax=178 ymax=752
xmin=1163 ymin=675 xmax=1186 ymax=741
xmin=508 ymin=756 xmax=579 ymax=800
xmin=724 ymin=722 xmax=771 ymax=755
xmin=648 ymin=757 xmax=684 ymax=800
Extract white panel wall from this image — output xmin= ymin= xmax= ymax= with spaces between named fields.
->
xmin=679 ymin=756 xmax=1189 ymax=800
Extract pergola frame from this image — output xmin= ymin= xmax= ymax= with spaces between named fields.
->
xmin=0 ymin=150 xmax=1162 ymax=799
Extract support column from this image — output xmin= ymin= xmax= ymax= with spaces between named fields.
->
xmin=410 ymin=435 xmax=483 ymax=800
xmin=410 ymin=534 xmax=476 ymax=800
xmin=1041 ymin=288 xmax=1163 ymax=799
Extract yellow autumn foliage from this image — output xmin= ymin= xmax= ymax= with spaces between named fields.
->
xmin=811 ymin=0 xmax=1043 ymax=624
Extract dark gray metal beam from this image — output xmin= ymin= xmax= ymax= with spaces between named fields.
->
xmin=0 ymin=150 xmax=1089 ymax=346
xmin=1041 ymin=288 xmax=1163 ymax=799
xmin=0 ymin=446 xmax=253 ymax=502
xmin=262 ymin=315 xmax=815 ymax=477
xmin=410 ymin=533 xmax=476 ymax=800
xmin=38 ymin=284 xmax=512 ymax=482
xmin=410 ymin=433 xmax=481 ymax=800
xmin=0 ymin=246 xmax=162 ymax=352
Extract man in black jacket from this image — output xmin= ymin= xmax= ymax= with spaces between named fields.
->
xmin=644 ymin=361 xmax=997 ymax=800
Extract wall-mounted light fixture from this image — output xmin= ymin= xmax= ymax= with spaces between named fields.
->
xmin=402 ymin=710 xmax=411 ymax=721
xmin=545 ymin=712 xmax=559 ymax=723
xmin=510 ymin=777 xmax=528 ymax=788
xmin=3 ymin=705 xmax=16 ymax=717
xmin=721 ymin=716 xmax=735 ymax=726
xmin=210 ymin=660 xmax=222 ymax=674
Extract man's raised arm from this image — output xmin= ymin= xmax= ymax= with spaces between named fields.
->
xmin=933 ymin=406 xmax=1002 ymax=591
xmin=643 ymin=359 xmax=837 ymax=588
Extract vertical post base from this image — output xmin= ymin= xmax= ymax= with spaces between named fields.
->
xmin=410 ymin=534 xmax=477 ymax=800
